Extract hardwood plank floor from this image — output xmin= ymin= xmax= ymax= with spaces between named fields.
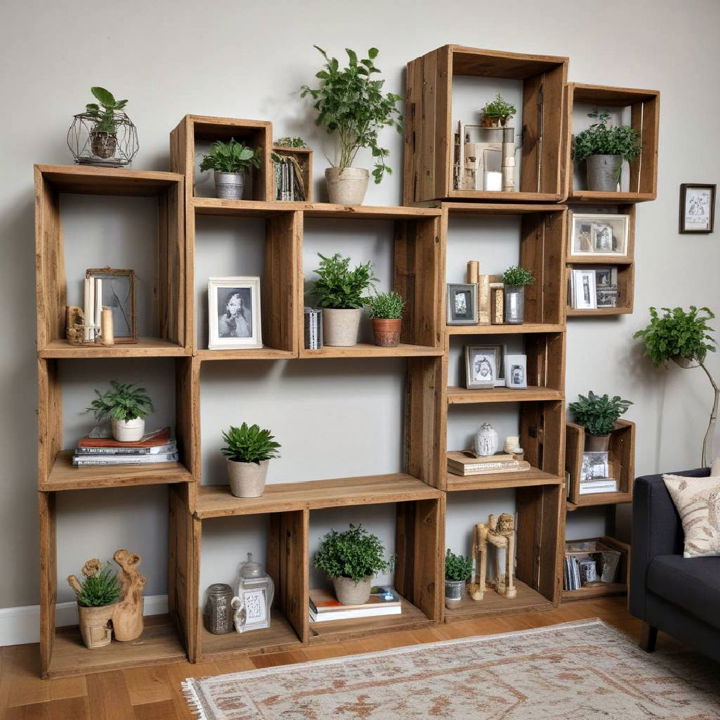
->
xmin=0 ymin=598 xmax=658 ymax=719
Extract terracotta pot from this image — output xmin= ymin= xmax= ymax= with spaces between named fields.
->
xmin=323 ymin=308 xmax=362 ymax=346
xmin=325 ymin=167 xmax=369 ymax=205
xmin=214 ymin=171 xmax=245 ymax=200
xmin=332 ymin=575 xmax=372 ymax=605
xmin=372 ymin=318 xmax=401 ymax=347
xmin=78 ymin=603 xmax=117 ymax=649
xmin=444 ymin=579 xmax=466 ymax=609
xmin=90 ymin=131 xmax=117 ymax=159
xmin=227 ymin=458 xmax=269 ymax=497
xmin=111 ymin=417 xmax=145 ymax=442
xmin=586 ymin=154 xmax=622 ymax=192
xmin=585 ymin=433 xmax=611 ymax=452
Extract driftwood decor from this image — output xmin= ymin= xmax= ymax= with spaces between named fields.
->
xmin=469 ymin=513 xmax=517 ymax=601
xmin=112 ymin=549 xmax=146 ymax=641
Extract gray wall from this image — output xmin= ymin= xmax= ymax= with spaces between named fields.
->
xmin=1 ymin=0 xmax=719 ymax=609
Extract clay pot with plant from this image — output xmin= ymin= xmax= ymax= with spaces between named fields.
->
xmin=444 ymin=549 xmax=473 ymax=609
xmin=313 ymin=524 xmax=393 ymax=605
xmin=200 ymin=138 xmax=262 ymax=200
xmin=311 ymin=252 xmax=377 ymax=346
xmin=221 ymin=422 xmax=281 ymax=498
xmin=573 ymin=110 xmax=642 ymax=192
xmin=367 ymin=291 xmax=405 ymax=347
xmin=301 ymin=46 xmax=402 ymax=205
xmin=84 ymin=86 xmax=128 ymax=159
xmin=87 ymin=381 xmax=153 ymax=442
xmin=480 ymin=93 xmax=517 ymax=128
xmin=501 ymin=266 xmax=535 ymax=324
xmin=569 ymin=391 xmax=633 ymax=452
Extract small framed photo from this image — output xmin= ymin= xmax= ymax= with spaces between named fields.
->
xmin=679 ymin=184 xmax=716 ymax=233
xmin=86 ymin=267 xmax=136 ymax=343
xmin=239 ymin=587 xmax=270 ymax=631
xmin=447 ymin=283 xmax=477 ymax=325
xmin=208 ymin=276 xmax=262 ymax=350
xmin=504 ymin=354 xmax=527 ymax=389
xmin=581 ymin=451 xmax=610 ymax=483
xmin=569 ymin=269 xmax=597 ymax=310
xmin=465 ymin=345 xmax=502 ymax=389
xmin=570 ymin=213 xmax=629 ymax=257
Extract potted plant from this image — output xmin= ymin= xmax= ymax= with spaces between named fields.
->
xmin=480 ymin=93 xmax=517 ymax=128
xmin=573 ymin=110 xmax=642 ymax=192
xmin=199 ymin=138 xmax=262 ymax=200
xmin=367 ymin=291 xmax=405 ymax=347
xmin=67 ymin=559 xmax=121 ymax=649
xmin=313 ymin=524 xmax=393 ymax=605
xmin=311 ymin=253 xmax=377 ymax=346
xmin=301 ymin=46 xmax=402 ymax=205
xmin=87 ymin=381 xmax=153 ymax=442
xmin=501 ymin=266 xmax=535 ymax=324
xmin=634 ymin=306 xmax=717 ymax=466
xmin=83 ymin=86 xmax=128 ymax=160
xmin=444 ymin=549 xmax=473 ymax=609
xmin=221 ymin=422 xmax=281 ymax=497
xmin=569 ymin=391 xmax=633 ymax=451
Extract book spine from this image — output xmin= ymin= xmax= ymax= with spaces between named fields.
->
xmin=73 ymin=452 xmax=179 ymax=466
xmin=76 ymin=443 xmax=176 ymax=455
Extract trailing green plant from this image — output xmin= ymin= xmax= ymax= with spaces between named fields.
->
xmin=68 ymin=559 xmax=121 ymax=607
xmin=84 ymin=86 xmax=128 ymax=134
xmin=445 ymin=549 xmax=473 ymax=582
xmin=87 ymin=381 xmax=153 ymax=422
xmin=502 ymin=266 xmax=535 ymax=287
xmin=573 ymin=110 xmax=642 ymax=164
xmin=367 ymin=291 xmax=405 ymax=320
xmin=311 ymin=252 xmax=377 ymax=309
xmin=276 ymin=136 xmax=308 ymax=148
xmin=569 ymin=391 xmax=633 ymax=436
xmin=300 ymin=46 xmax=402 ymax=183
xmin=481 ymin=93 xmax=517 ymax=124
xmin=221 ymin=422 xmax=281 ymax=464
xmin=313 ymin=524 xmax=393 ymax=582
xmin=200 ymin=138 xmax=262 ymax=174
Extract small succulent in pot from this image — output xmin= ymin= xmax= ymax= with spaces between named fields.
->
xmin=87 ymin=381 xmax=153 ymax=442
xmin=221 ymin=422 xmax=281 ymax=498
xmin=569 ymin=391 xmax=633 ymax=451
xmin=444 ymin=549 xmax=473 ymax=609
xmin=367 ymin=291 xmax=405 ymax=347
xmin=200 ymin=138 xmax=262 ymax=200
xmin=501 ymin=266 xmax=535 ymax=324
xmin=480 ymin=93 xmax=517 ymax=127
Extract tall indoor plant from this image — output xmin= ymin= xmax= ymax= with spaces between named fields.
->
xmin=221 ymin=422 xmax=281 ymax=497
xmin=200 ymin=138 xmax=262 ymax=200
xmin=444 ymin=549 xmax=473 ymax=609
xmin=569 ymin=391 xmax=633 ymax=451
xmin=87 ymin=381 xmax=153 ymax=442
xmin=301 ymin=46 xmax=402 ymax=204
xmin=502 ymin=266 xmax=535 ymax=324
xmin=634 ymin=306 xmax=717 ymax=466
xmin=367 ymin=291 xmax=405 ymax=347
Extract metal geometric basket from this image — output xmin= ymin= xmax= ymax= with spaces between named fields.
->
xmin=67 ymin=111 xmax=139 ymax=167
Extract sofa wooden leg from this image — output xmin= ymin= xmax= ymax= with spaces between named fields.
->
xmin=639 ymin=623 xmax=658 ymax=652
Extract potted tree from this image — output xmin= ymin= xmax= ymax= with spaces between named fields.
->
xmin=67 ymin=559 xmax=121 ymax=649
xmin=87 ymin=381 xmax=153 ymax=442
xmin=444 ymin=549 xmax=473 ymax=609
xmin=311 ymin=253 xmax=377 ymax=346
xmin=221 ymin=422 xmax=281 ymax=497
xmin=83 ymin=86 xmax=128 ymax=160
xmin=301 ymin=46 xmax=402 ymax=205
xmin=480 ymin=93 xmax=517 ymax=128
xmin=573 ymin=110 xmax=642 ymax=192
xmin=634 ymin=306 xmax=717 ymax=466
xmin=200 ymin=138 xmax=262 ymax=200
xmin=313 ymin=524 xmax=393 ymax=605
xmin=569 ymin=391 xmax=633 ymax=451
xmin=367 ymin=291 xmax=405 ymax=347
xmin=501 ymin=266 xmax=535 ymax=324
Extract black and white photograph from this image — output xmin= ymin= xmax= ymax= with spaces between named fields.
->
xmin=504 ymin=354 xmax=528 ymax=389
xmin=580 ymin=451 xmax=610 ymax=483
xmin=569 ymin=268 xmax=597 ymax=310
xmin=447 ymin=283 xmax=478 ymax=325
xmin=570 ymin=213 xmax=629 ymax=257
xmin=86 ymin=268 xmax=136 ymax=342
xmin=679 ymin=183 xmax=716 ymax=233
xmin=208 ymin=276 xmax=262 ymax=350
xmin=594 ymin=267 xmax=619 ymax=308
xmin=597 ymin=287 xmax=619 ymax=308
xmin=465 ymin=345 xmax=502 ymax=389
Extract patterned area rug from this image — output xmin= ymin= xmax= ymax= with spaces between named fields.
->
xmin=182 ymin=619 xmax=720 ymax=719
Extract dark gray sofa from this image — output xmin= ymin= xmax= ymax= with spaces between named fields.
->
xmin=630 ymin=468 xmax=720 ymax=663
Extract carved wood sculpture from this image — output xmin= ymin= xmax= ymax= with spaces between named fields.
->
xmin=112 ymin=549 xmax=146 ymax=641
xmin=469 ymin=513 xmax=517 ymax=601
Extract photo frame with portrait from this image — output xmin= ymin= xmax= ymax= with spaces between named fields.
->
xmin=569 ymin=269 xmax=597 ymax=310
xmin=679 ymin=183 xmax=716 ymax=233
xmin=447 ymin=283 xmax=477 ymax=325
xmin=465 ymin=344 xmax=503 ymax=389
xmin=504 ymin=353 xmax=528 ymax=389
xmin=570 ymin=213 xmax=629 ymax=258
xmin=208 ymin=276 xmax=262 ymax=350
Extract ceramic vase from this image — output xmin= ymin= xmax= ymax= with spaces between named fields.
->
xmin=474 ymin=423 xmax=499 ymax=456
xmin=111 ymin=417 xmax=145 ymax=442
xmin=325 ymin=167 xmax=369 ymax=205
xmin=323 ymin=308 xmax=362 ymax=346
xmin=585 ymin=433 xmax=611 ymax=452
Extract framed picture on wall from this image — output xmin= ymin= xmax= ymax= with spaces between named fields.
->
xmin=679 ymin=184 xmax=716 ymax=233
xmin=208 ymin=276 xmax=262 ymax=350
xmin=570 ymin=213 xmax=629 ymax=258
xmin=447 ymin=283 xmax=477 ymax=325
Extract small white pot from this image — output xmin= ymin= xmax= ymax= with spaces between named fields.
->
xmin=325 ymin=167 xmax=369 ymax=205
xmin=111 ymin=417 xmax=145 ymax=442
xmin=323 ymin=308 xmax=362 ymax=347
xmin=332 ymin=575 xmax=373 ymax=605
xmin=214 ymin=171 xmax=245 ymax=200
xmin=227 ymin=459 xmax=269 ymax=497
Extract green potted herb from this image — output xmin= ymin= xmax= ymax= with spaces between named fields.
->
xmin=480 ymin=93 xmax=517 ymax=128
xmin=301 ymin=46 xmax=402 ymax=205
xmin=573 ymin=110 xmax=642 ymax=192
xmin=501 ymin=266 xmax=535 ymax=324
xmin=569 ymin=391 xmax=633 ymax=451
xmin=67 ymin=559 xmax=121 ymax=649
xmin=83 ymin=86 xmax=128 ymax=160
xmin=311 ymin=253 xmax=377 ymax=346
xmin=367 ymin=291 xmax=405 ymax=347
xmin=634 ymin=306 xmax=717 ymax=466
xmin=200 ymin=138 xmax=262 ymax=200
xmin=313 ymin=524 xmax=393 ymax=605
xmin=87 ymin=381 xmax=153 ymax=442
xmin=221 ymin=423 xmax=281 ymax=497
xmin=444 ymin=549 xmax=473 ymax=609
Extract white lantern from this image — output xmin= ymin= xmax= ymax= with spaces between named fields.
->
xmin=232 ymin=553 xmax=275 ymax=633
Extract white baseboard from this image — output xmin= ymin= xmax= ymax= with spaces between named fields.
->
xmin=0 ymin=594 xmax=168 ymax=647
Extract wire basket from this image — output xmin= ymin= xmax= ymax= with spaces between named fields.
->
xmin=67 ymin=111 xmax=139 ymax=167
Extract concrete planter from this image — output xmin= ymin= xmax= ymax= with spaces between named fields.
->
xmin=111 ymin=417 xmax=145 ymax=442
xmin=78 ymin=602 xmax=118 ymax=649
xmin=585 ymin=433 xmax=611 ymax=452
xmin=323 ymin=308 xmax=362 ymax=346
xmin=332 ymin=575 xmax=373 ymax=605
xmin=444 ymin=579 xmax=466 ymax=609
xmin=372 ymin=318 xmax=401 ymax=347
xmin=504 ymin=285 xmax=525 ymax=324
xmin=586 ymin=155 xmax=622 ymax=192
xmin=227 ymin=459 xmax=269 ymax=497
xmin=325 ymin=167 xmax=369 ymax=205
xmin=214 ymin=171 xmax=245 ymax=200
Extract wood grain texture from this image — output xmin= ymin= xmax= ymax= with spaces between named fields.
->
xmin=299 ymin=343 xmax=443 ymax=359
xmin=446 ymin=468 xmax=562 ymax=492
xmin=39 ymin=338 xmax=190 ymax=358
xmin=444 ymin=579 xmax=552 ymax=621
xmin=38 ymin=492 xmax=56 ymax=677
xmin=447 ymin=386 xmax=563 ymax=404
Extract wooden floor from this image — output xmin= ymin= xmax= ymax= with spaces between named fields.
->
xmin=0 ymin=597 xmax=656 ymax=719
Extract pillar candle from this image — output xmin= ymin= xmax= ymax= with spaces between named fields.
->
xmin=94 ymin=278 xmax=102 ymax=342
xmin=101 ymin=307 xmax=114 ymax=345
xmin=466 ymin=260 xmax=479 ymax=284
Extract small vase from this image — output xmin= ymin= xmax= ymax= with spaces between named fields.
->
xmin=585 ymin=433 xmax=611 ymax=452
xmin=323 ymin=308 xmax=362 ymax=346
xmin=444 ymin=579 xmax=466 ymax=609
xmin=214 ymin=171 xmax=245 ymax=200
xmin=474 ymin=423 xmax=499 ymax=456
xmin=372 ymin=318 xmax=401 ymax=347
xmin=78 ymin=603 xmax=117 ymax=649
xmin=586 ymin=155 xmax=622 ymax=192
xmin=504 ymin=285 xmax=525 ymax=324
xmin=111 ymin=417 xmax=145 ymax=442
xmin=332 ymin=575 xmax=373 ymax=605
xmin=325 ymin=167 xmax=369 ymax=205
xmin=227 ymin=459 xmax=269 ymax=497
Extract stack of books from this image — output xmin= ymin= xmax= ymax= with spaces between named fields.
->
xmin=304 ymin=307 xmax=323 ymax=350
xmin=579 ymin=478 xmax=618 ymax=494
xmin=447 ymin=451 xmax=530 ymax=477
xmin=72 ymin=427 xmax=179 ymax=467
xmin=309 ymin=586 xmax=401 ymax=623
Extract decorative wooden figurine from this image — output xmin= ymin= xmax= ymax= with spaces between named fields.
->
xmin=469 ymin=513 xmax=517 ymax=601
xmin=112 ymin=549 xmax=146 ymax=641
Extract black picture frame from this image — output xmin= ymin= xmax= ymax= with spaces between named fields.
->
xmin=679 ymin=184 xmax=716 ymax=234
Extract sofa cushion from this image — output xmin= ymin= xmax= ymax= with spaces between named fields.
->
xmin=647 ymin=554 xmax=720 ymax=631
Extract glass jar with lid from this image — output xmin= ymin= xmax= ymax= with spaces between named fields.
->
xmin=233 ymin=552 xmax=274 ymax=632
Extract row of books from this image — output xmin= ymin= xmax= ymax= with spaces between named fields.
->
xmin=309 ymin=586 xmax=401 ymax=623
xmin=564 ymin=540 xmax=621 ymax=591
xmin=273 ymin=155 xmax=307 ymax=201
xmin=72 ymin=426 xmax=178 ymax=467
xmin=447 ymin=451 xmax=529 ymax=477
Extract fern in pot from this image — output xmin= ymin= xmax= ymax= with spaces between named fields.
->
xmin=444 ymin=549 xmax=473 ymax=609
xmin=200 ymin=138 xmax=262 ymax=200
xmin=87 ymin=381 xmax=153 ymax=442
xmin=367 ymin=291 xmax=405 ymax=347
xmin=569 ymin=391 xmax=633 ymax=451
xmin=313 ymin=524 xmax=393 ymax=605
xmin=502 ymin=266 xmax=535 ymax=324
xmin=221 ymin=422 xmax=281 ymax=497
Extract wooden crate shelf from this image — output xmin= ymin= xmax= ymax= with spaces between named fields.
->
xmin=444 ymin=579 xmax=554 ymax=622
xmin=39 ymin=337 xmax=191 ymax=359
xmin=562 ymin=535 xmax=630 ymax=601
xmin=447 ymin=323 xmax=565 ymax=335
xmin=272 ymin=145 xmax=313 ymax=202
xmin=299 ymin=343 xmax=444 ymax=359
xmin=567 ymin=492 xmax=633 ymax=511
xmin=446 ymin=468 xmax=562 ymax=492
xmin=447 ymin=386 xmax=563 ymax=404
xmin=197 ymin=347 xmax=296 ymax=361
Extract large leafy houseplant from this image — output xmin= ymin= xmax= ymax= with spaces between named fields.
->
xmin=569 ymin=391 xmax=633 ymax=437
xmin=573 ymin=111 xmax=642 ymax=164
xmin=221 ymin=422 xmax=281 ymax=499
xmin=314 ymin=524 xmax=392 ymax=582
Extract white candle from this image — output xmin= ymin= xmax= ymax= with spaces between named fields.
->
xmin=83 ymin=278 xmax=91 ymax=341
xmin=87 ymin=277 xmax=95 ymax=340
xmin=94 ymin=278 xmax=102 ymax=341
